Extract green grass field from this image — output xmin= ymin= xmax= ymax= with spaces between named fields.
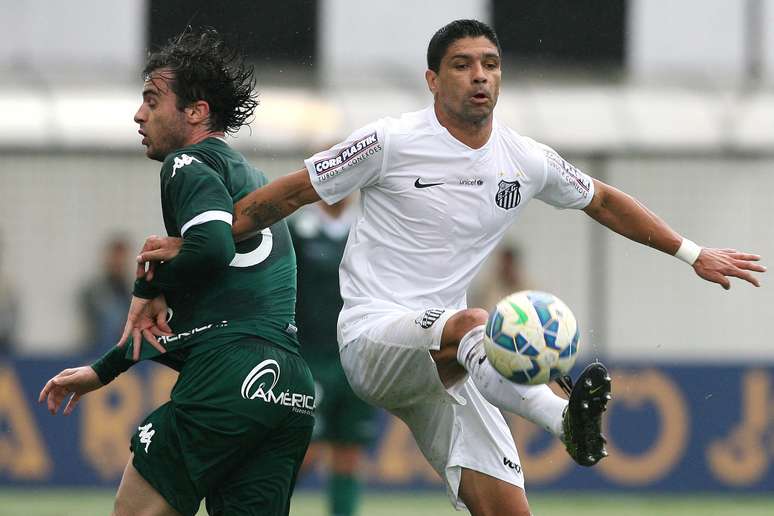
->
xmin=1 ymin=489 xmax=773 ymax=516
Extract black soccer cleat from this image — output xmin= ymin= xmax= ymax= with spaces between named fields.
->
xmin=556 ymin=361 xmax=612 ymax=467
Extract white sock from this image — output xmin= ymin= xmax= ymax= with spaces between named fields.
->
xmin=457 ymin=325 xmax=567 ymax=437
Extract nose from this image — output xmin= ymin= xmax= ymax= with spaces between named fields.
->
xmin=472 ymin=62 xmax=487 ymax=83
xmin=134 ymin=105 xmax=145 ymax=124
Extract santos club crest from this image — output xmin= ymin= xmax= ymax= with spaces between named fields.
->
xmin=495 ymin=180 xmax=521 ymax=210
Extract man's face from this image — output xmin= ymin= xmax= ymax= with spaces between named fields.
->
xmin=134 ymin=68 xmax=190 ymax=161
xmin=427 ymin=36 xmax=501 ymax=126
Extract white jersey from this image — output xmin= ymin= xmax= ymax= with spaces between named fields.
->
xmin=303 ymin=106 xmax=595 ymax=346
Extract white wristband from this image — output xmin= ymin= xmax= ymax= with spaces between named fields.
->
xmin=675 ymin=238 xmax=702 ymax=265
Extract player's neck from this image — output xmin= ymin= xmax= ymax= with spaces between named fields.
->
xmin=434 ymin=104 xmax=493 ymax=150
xmin=186 ymin=128 xmax=226 ymax=147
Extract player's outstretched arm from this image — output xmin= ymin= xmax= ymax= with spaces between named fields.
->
xmin=38 ymin=366 xmax=103 ymax=415
xmin=583 ymin=179 xmax=765 ymax=289
xmin=233 ymin=168 xmax=321 ymax=241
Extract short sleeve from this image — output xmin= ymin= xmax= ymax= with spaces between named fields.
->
xmin=304 ymin=122 xmax=386 ymax=204
xmin=162 ymin=152 xmax=233 ymax=235
xmin=534 ymin=143 xmax=595 ymax=209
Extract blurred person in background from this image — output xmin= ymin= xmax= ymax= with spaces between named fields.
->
xmin=136 ymin=19 xmax=765 ymax=516
xmin=290 ymin=195 xmax=377 ymax=516
xmin=468 ymin=245 xmax=528 ymax=312
xmin=79 ymin=234 xmax=132 ymax=354
xmin=40 ymin=28 xmax=314 ymax=516
xmin=0 ymin=232 xmax=20 ymax=355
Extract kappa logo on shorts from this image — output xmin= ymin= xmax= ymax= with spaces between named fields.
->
xmin=415 ymin=309 xmax=445 ymax=329
xmin=138 ymin=423 xmax=155 ymax=453
xmin=241 ymin=359 xmax=315 ymax=415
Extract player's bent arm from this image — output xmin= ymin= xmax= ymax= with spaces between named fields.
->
xmin=137 ymin=171 xmax=320 ymax=259
xmin=134 ymin=220 xmax=235 ymax=297
xmin=233 ymin=169 xmax=321 ymax=242
xmin=582 ymin=178 xmax=682 ymax=256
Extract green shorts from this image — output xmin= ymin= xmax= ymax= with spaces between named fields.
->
xmin=308 ymin=357 xmax=377 ymax=446
xmin=130 ymin=339 xmax=315 ymax=516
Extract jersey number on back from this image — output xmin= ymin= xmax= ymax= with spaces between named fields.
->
xmin=229 ymin=228 xmax=273 ymax=268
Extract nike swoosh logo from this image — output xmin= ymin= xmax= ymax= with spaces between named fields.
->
xmin=478 ymin=355 xmax=487 ymax=366
xmin=414 ymin=178 xmax=444 ymax=188
xmin=589 ymin=386 xmax=603 ymax=395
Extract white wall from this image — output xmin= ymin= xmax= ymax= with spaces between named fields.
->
xmin=763 ymin=0 xmax=774 ymax=81
xmin=605 ymin=158 xmax=774 ymax=363
xmin=3 ymin=0 xmax=774 ymax=89
xmin=628 ymin=0 xmax=747 ymax=84
xmin=0 ymin=0 xmax=145 ymax=81
xmin=319 ymin=0 xmax=489 ymax=89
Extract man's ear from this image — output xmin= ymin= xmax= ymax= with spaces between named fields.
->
xmin=425 ymin=69 xmax=438 ymax=95
xmin=186 ymin=100 xmax=211 ymax=125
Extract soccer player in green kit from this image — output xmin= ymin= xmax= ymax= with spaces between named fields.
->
xmin=290 ymin=196 xmax=377 ymax=516
xmin=38 ymin=29 xmax=315 ymax=516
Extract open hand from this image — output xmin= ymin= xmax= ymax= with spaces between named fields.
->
xmin=693 ymin=248 xmax=766 ymax=289
xmin=116 ymin=295 xmax=172 ymax=360
xmin=38 ymin=366 xmax=102 ymax=415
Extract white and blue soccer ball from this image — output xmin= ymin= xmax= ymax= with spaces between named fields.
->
xmin=483 ymin=290 xmax=580 ymax=385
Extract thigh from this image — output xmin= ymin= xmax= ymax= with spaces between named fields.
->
xmin=114 ymin=454 xmax=183 ymax=516
xmin=129 ymin=403 xmax=202 ymax=516
xmin=339 ymin=308 xmax=462 ymax=410
xmin=205 ymin=422 xmax=313 ymax=516
xmin=459 ymin=468 xmax=531 ymax=516
xmin=393 ymin=377 xmax=524 ymax=511
xmin=131 ymin=341 xmax=316 ymax=516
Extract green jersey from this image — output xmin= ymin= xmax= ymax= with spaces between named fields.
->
xmin=139 ymin=137 xmax=299 ymax=358
xmin=289 ymin=207 xmax=350 ymax=362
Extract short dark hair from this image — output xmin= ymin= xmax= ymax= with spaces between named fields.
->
xmin=143 ymin=28 xmax=258 ymax=134
xmin=427 ymin=19 xmax=501 ymax=73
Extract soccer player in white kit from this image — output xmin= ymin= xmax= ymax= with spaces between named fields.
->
xmin=135 ymin=20 xmax=765 ymax=515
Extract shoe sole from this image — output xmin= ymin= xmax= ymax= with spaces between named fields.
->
xmin=569 ymin=362 xmax=612 ymax=466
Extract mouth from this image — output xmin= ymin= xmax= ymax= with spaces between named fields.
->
xmin=138 ymin=129 xmax=148 ymax=146
xmin=470 ymin=92 xmax=490 ymax=104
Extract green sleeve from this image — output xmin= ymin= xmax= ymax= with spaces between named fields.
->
xmin=90 ymin=345 xmax=134 ymax=385
xmin=162 ymin=152 xmax=233 ymax=236
xmin=133 ymin=221 xmax=235 ymax=294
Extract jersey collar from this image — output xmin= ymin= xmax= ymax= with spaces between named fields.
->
xmin=426 ymin=105 xmax=497 ymax=154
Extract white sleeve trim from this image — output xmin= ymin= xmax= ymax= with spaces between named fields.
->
xmin=180 ymin=210 xmax=233 ymax=236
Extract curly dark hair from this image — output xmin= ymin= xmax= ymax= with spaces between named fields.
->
xmin=143 ymin=28 xmax=258 ymax=134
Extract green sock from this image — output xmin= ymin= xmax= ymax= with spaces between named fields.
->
xmin=329 ymin=473 xmax=360 ymax=516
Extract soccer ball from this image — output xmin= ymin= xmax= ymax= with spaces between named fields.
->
xmin=483 ymin=290 xmax=580 ymax=385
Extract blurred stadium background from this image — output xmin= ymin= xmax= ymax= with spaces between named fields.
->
xmin=2 ymin=0 xmax=774 ymax=514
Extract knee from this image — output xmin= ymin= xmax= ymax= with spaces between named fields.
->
xmin=447 ymin=308 xmax=489 ymax=338
xmin=112 ymin=495 xmax=139 ymax=516
xmin=111 ymin=499 xmax=127 ymax=516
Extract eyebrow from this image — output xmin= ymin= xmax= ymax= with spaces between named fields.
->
xmin=449 ymin=52 xmax=500 ymax=61
xmin=142 ymin=89 xmax=159 ymax=98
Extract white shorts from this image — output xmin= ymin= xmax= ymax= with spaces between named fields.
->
xmin=338 ymin=308 xmax=524 ymax=510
